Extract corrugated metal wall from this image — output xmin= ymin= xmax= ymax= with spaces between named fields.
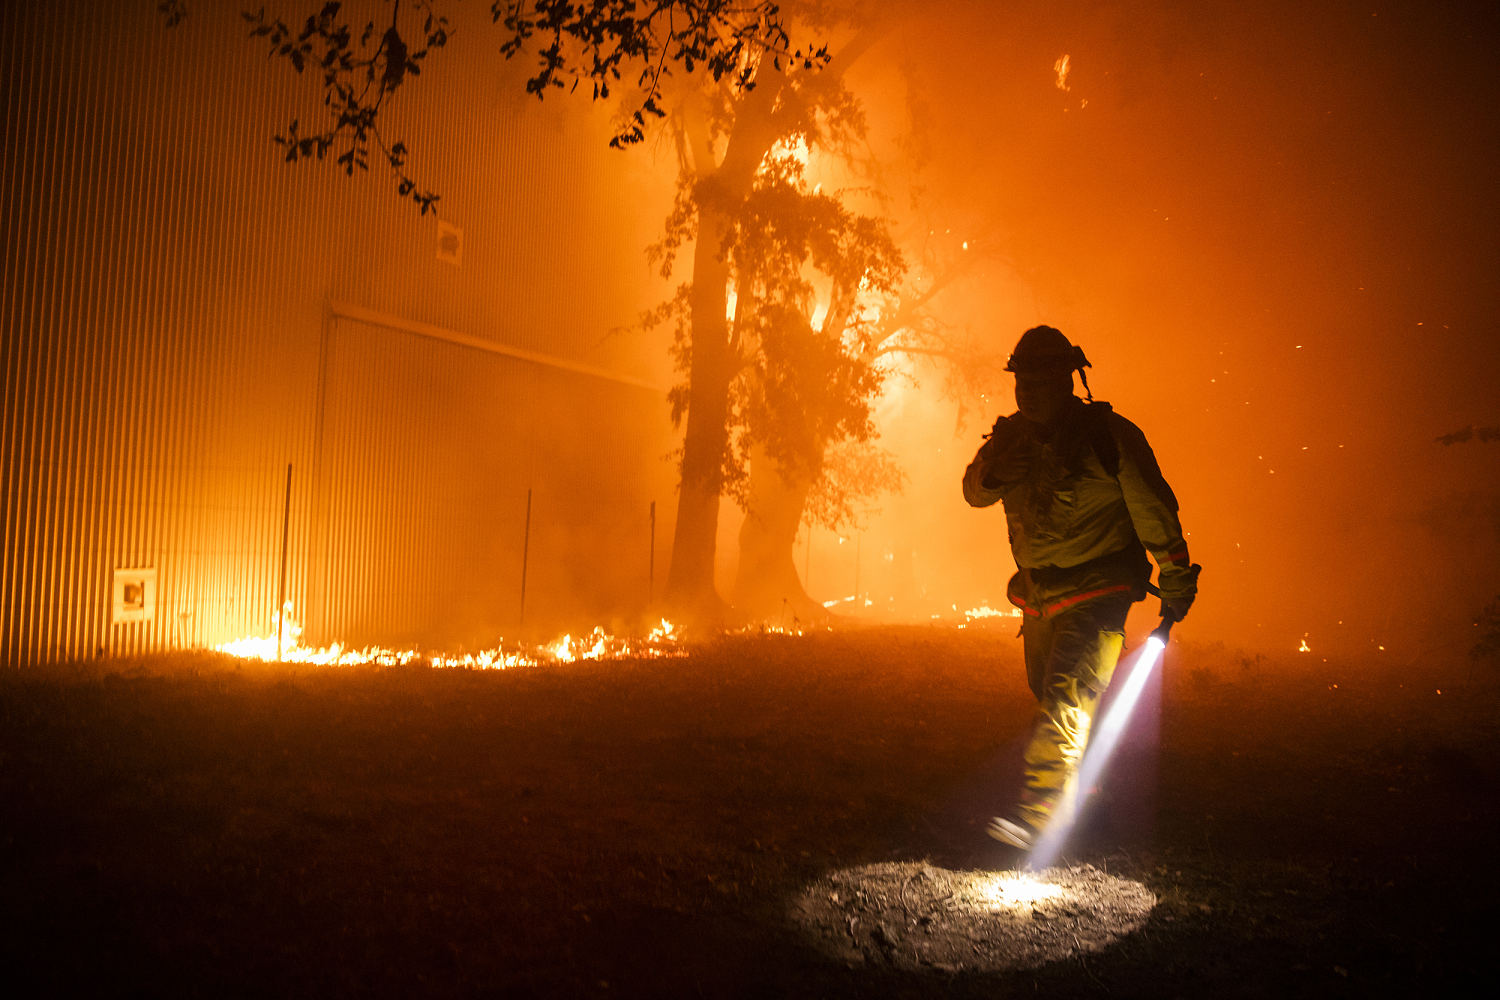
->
xmin=2 ymin=0 xmax=678 ymax=666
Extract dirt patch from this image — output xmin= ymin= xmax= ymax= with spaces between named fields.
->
xmin=793 ymin=861 xmax=1155 ymax=973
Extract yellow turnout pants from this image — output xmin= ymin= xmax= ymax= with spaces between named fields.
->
xmin=1016 ymin=595 xmax=1132 ymax=830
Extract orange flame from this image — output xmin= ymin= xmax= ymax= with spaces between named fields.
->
xmin=215 ymin=606 xmax=683 ymax=669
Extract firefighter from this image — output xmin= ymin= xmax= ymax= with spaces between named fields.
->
xmin=963 ymin=325 xmax=1198 ymax=849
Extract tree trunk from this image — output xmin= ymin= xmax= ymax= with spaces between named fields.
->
xmin=660 ymin=28 xmax=888 ymax=622
xmin=732 ymin=448 xmax=824 ymax=624
xmin=663 ymin=200 xmax=733 ymax=622
xmin=662 ymin=84 xmax=782 ymax=623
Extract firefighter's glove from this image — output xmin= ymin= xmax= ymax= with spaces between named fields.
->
xmin=977 ymin=417 xmax=1025 ymax=489
xmin=1160 ymin=593 xmax=1194 ymax=623
xmin=978 ymin=417 xmax=1014 ymax=458
xmin=1159 ymin=563 xmax=1201 ymax=623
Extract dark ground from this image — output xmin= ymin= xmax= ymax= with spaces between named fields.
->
xmin=3 ymin=626 xmax=1496 ymax=998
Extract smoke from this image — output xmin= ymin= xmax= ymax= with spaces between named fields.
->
xmin=293 ymin=0 xmax=1494 ymax=659
xmin=761 ymin=0 xmax=1500 ymax=657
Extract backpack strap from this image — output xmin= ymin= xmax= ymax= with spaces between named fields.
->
xmin=1083 ymin=401 xmax=1120 ymax=479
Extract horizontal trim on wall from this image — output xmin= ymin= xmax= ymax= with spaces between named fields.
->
xmin=327 ymin=300 xmax=666 ymax=394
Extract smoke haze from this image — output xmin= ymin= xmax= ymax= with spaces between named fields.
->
xmin=4 ymin=0 xmax=1494 ymax=662
xmin=728 ymin=0 xmax=1499 ymax=659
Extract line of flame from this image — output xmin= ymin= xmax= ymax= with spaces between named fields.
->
xmin=215 ymin=604 xmax=683 ymax=669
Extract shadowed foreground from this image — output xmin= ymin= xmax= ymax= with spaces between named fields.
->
xmin=2 ymin=628 xmax=1495 ymax=997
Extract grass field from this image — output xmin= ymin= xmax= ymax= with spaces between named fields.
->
xmin=3 ymin=626 xmax=1496 ymax=997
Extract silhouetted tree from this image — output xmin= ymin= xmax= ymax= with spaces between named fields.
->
xmin=645 ymin=30 xmax=1012 ymax=621
xmin=636 ymin=9 xmax=917 ymax=619
xmin=718 ymin=199 xmax=1005 ymax=622
xmin=648 ymin=150 xmax=905 ymax=620
xmin=734 ymin=229 xmax=1003 ymax=621
xmin=649 ymin=136 xmax=1010 ymax=621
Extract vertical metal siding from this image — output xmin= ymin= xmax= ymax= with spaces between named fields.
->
xmin=309 ymin=308 xmax=670 ymax=648
xmin=1 ymin=0 xmax=675 ymax=666
xmin=312 ymin=315 xmax=540 ymax=647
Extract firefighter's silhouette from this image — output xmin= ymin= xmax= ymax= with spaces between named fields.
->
xmin=964 ymin=326 xmax=1198 ymax=848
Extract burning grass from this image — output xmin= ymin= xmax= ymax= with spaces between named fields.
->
xmin=2 ymin=628 xmax=1496 ymax=997
xmin=213 ymin=604 xmax=685 ymax=667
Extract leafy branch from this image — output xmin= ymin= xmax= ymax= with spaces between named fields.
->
xmin=493 ymin=0 xmax=827 ymax=148
xmin=165 ymin=2 xmax=821 ymax=212
xmin=242 ymin=0 xmax=450 ymax=213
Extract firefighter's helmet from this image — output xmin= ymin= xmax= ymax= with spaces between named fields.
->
xmin=1005 ymin=325 xmax=1091 ymax=375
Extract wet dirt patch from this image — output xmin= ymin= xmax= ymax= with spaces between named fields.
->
xmin=792 ymin=861 xmax=1155 ymax=974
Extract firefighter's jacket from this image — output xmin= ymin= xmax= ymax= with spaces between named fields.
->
xmin=962 ymin=397 xmax=1195 ymax=618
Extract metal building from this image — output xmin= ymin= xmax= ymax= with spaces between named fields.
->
xmin=2 ymin=1 xmax=678 ymax=666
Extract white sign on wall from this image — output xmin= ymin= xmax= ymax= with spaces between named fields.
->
xmin=112 ymin=567 xmax=156 ymax=624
